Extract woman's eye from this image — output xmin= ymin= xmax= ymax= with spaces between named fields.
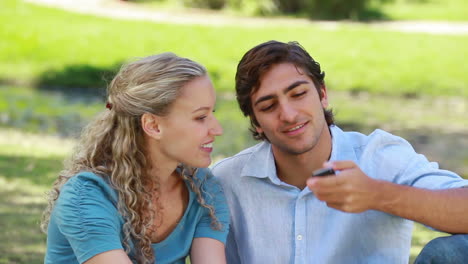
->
xmin=196 ymin=116 xmax=207 ymax=121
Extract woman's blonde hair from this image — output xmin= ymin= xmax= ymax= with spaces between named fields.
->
xmin=41 ymin=53 xmax=220 ymax=263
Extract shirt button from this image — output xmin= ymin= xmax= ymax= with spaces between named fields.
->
xmin=297 ymin=235 xmax=303 ymax=240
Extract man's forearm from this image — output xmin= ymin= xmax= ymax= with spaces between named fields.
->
xmin=373 ymin=181 xmax=468 ymax=234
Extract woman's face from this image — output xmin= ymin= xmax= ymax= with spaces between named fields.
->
xmin=156 ymin=75 xmax=223 ymax=168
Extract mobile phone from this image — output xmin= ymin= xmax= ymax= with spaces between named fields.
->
xmin=312 ymin=167 xmax=335 ymax=177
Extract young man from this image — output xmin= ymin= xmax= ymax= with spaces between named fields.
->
xmin=212 ymin=40 xmax=468 ymax=264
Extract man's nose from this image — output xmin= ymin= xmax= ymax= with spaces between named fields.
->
xmin=278 ymin=103 xmax=297 ymax=123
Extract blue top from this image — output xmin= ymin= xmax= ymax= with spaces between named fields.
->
xmin=211 ymin=125 xmax=468 ymax=264
xmin=45 ymin=168 xmax=229 ymax=264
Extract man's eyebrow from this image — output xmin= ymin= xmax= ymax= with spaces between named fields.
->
xmin=285 ymin=80 xmax=309 ymax=93
xmin=253 ymin=95 xmax=275 ymax=107
xmin=253 ymin=80 xmax=309 ymax=107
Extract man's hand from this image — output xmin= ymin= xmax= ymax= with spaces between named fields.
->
xmin=306 ymin=161 xmax=379 ymax=213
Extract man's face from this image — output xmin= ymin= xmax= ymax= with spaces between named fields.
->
xmin=250 ymin=63 xmax=329 ymax=155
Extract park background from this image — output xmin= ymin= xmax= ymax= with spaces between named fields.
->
xmin=0 ymin=0 xmax=467 ymax=263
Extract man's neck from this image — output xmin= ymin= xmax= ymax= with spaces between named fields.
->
xmin=273 ymin=127 xmax=332 ymax=189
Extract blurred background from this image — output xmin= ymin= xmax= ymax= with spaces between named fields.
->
xmin=0 ymin=0 xmax=467 ymax=263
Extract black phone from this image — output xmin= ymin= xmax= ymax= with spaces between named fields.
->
xmin=312 ymin=167 xmax=335 ymax=177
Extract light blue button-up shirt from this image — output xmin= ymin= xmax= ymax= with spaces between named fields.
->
xmin=212 ymin=125 xmax=468 ymax=264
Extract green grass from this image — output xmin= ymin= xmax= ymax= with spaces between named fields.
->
xmin=3 ymin=85 xmax=467 ymax=171
xmin=0 ymin=85 xmax=102 ymax=136
xmin=1 ymin=0 xmax=468 ymax=96
xmin=0 ymin=129 xmax=73 ymax=264
xmin=379 ymin=0 xmax=468 ymax=21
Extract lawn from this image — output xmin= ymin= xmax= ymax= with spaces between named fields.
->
xmin=379 ymin=0 xmax=468 ymax=21
xmin=1 ymin=0 xmax=468 ymax=96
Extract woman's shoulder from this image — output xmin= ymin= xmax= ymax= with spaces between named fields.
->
xmin=53 ymin=171 xmax=122 ymax=231
xmin=61 ymin=171 xmax=118 ymax=205
xmin=49 ymin=171 xmax=125 ymax=264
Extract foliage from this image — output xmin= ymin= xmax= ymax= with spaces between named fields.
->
xmin=183 ymin=0 xmax=225 ymax=9
xmin=38 ymin=63 xmax=121 ymax=90
xmin=303 ymin=0 xmax=383 ymax=20
xmin=225 ymin=0 xmax=280 ymax=15
xmin=128 ymin=0 xmax=468 ymax=21
xmin=182 ymin=0 xmax=387 ymax=19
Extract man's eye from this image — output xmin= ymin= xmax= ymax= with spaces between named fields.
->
xmin=260 ymin=104 xmax=274 ymax=112
xmin=292 ymin=91 xmax=306 ymax=97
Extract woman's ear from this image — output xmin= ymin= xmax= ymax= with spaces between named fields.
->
xmin=141 ymin=113 xmax=162 ymax=140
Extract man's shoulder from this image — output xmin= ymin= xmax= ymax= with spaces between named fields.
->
xmin=339 ymin=127 xmax=409 ymax=149
xmin=211 ymin=142 xmax=265 ymax=177
xmin=336 ymin=127 xmax=417 ymax=167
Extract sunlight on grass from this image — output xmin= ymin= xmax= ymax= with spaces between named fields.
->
xmin=0 ymin=129 xmax=73 ymax=263
xmin=0 ymin=177 xmax=49 ymax=264
xmin=0 ymin=128 xmax=74 ymax=157
xmin=380 ymin=0 xmax=468 ymax=21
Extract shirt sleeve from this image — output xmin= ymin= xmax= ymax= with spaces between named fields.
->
xmin=53 ymin=173 xmax=124 ymax=263
xmin=193 ymin=168 xmax=230 ymax=244
xmin=370 ymin=131 xmax=468 ymax=189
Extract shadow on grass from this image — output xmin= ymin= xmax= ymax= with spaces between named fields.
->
xmin=0 ymin=154 xmax=62 ymax=187
xmin=306 ymin=6 xmax=390 ymax=21
xmin=36 ymin=62 xmax=122 ymax=100
xmin=0 ymin=152 xmax=61 ymax=263
xmin=34 ymin=63 xmax=229 ymax=102
xmin=0 ymin=183 xmax=47 ymax=264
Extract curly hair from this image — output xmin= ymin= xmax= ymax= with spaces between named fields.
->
xmin=41 ymin=53 xmax=221 ymax=264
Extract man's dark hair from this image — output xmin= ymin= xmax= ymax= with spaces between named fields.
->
xmin=235 ymin=40 xmax=334 ymax=140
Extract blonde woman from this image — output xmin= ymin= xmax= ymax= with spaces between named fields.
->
xmin=42 ymin=53 xmax=229 ymax=264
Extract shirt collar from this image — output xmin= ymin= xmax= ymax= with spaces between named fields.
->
xmin=329 ymin=125 xmax=358 ymax=162
xmin=240 ymin=125 xmax=358 ymax=181
xmin=240 ymin=141 xmax=279 ymax=182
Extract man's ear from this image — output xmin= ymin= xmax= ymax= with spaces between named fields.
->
xmin=250 ymin=116 xmax=263 ymax=134
xmin=320 ymin=84 xmax=329 ymax=108
xmin=141 ymin=113 xmax=162 ymax=140
xmin=255 ymin=125 xmax=263 ymax=134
